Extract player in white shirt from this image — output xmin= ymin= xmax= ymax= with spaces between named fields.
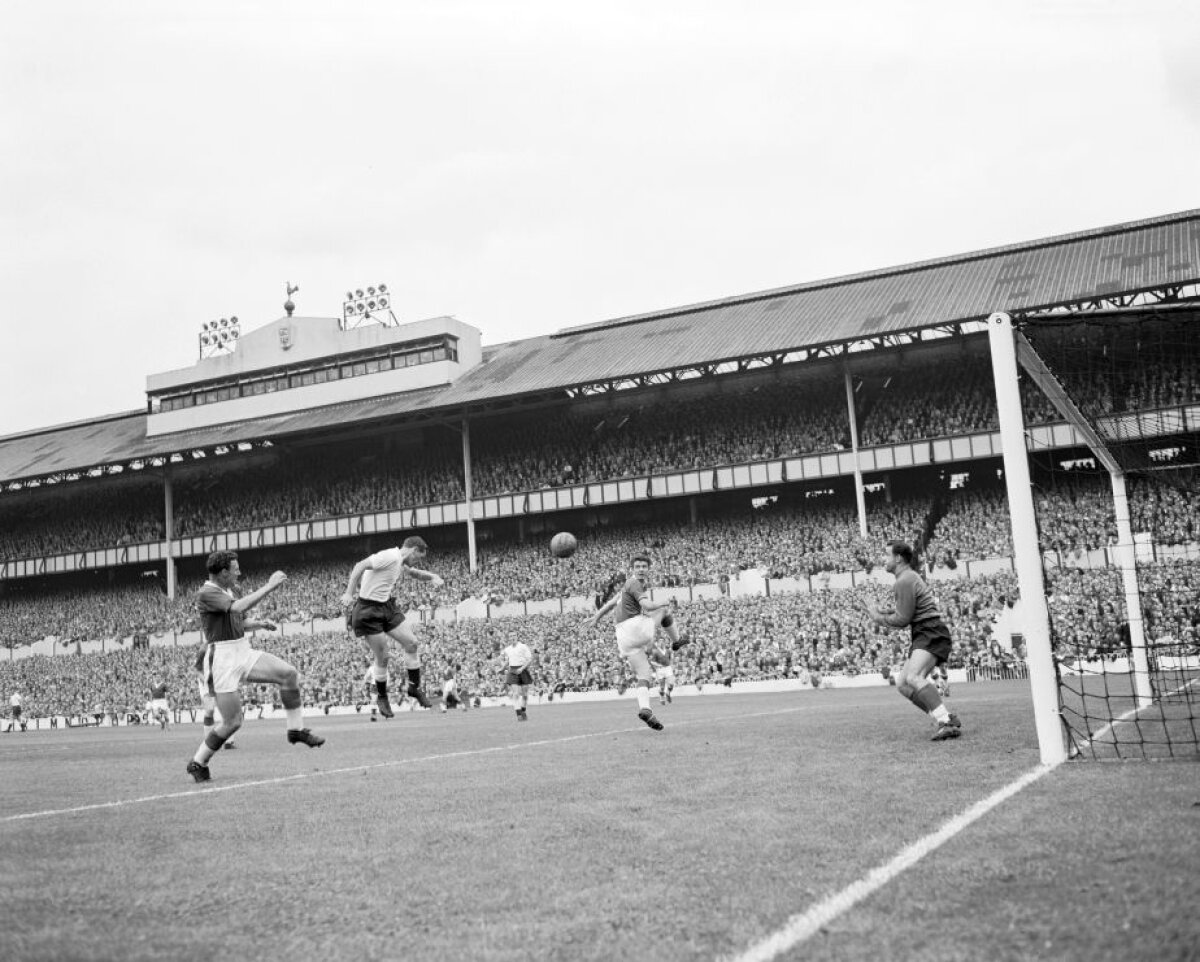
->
xmin=7 ymin=692 xmax=26 ymax=733
xmin=342 ymin=536 xmax=444 ymax=718
xmin=503 ymin=640 xmax=534 ymax=721
xmin=441 ymin=665 xmax=468 ymax=713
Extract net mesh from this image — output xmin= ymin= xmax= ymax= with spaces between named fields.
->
xmin=1017 ymin=308 xmax=1200 ymax=760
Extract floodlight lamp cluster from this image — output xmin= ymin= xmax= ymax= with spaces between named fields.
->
xmin=344 ymin=284 xmax=390 ymax=318
xmin=340 ymin=283 xmax=396 ymax=328
xmin=198 ymin=316 xmax=241 ymax=356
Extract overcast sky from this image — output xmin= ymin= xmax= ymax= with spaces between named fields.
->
xmin=2 ymin=0 xmax=1197 ymax=437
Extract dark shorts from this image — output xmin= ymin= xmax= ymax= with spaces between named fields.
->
xmin=11 ymin=706 xmax=21 ymax=718
xmin=350 ymin=599 xmax=405 ymax=638
xmin=910 ymin=620 xmax=953 ymax=666
xmin=505 ymin=668 xmax=533 ymax=687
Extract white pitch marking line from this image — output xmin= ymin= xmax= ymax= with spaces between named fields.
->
xmin=2 ymin=705 xmax=811 ymax=824
xmin=725 ymin=762 xmax=1060 ymax=962
xmin=727 ymin=674 xmax=1200 ymax=961
xmin=1070 ymin=673 xmax=1199 ymax=755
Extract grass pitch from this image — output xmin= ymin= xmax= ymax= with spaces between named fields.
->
xmin=1 ymin=682 xmax=1197 ymax=962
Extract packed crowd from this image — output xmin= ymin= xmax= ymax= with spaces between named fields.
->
xmin=0 ymin=573 xmax=1014 ymax=718
xmin=1021 ymin=320 xmax=1200 ymax=421
xmin=3 ymin=329 xmax=1196 ymax=563
xmin=1045 ymin=560 xmax=1200 ymax=659
xmin=5 ymin=559 xmax=1196 ymax=721
xmin=2 ymin=474 xmax=1196 ymax=648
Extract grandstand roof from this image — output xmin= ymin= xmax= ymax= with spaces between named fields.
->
xmin=3 ymin=208 xmax=1199 ymax=485
xmin=438 ymin=208 xmax=1200 ymax=403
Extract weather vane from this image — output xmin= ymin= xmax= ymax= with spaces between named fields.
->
xmin=284 ymin=281 xmax=299 ymax=317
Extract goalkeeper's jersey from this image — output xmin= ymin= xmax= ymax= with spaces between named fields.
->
xmin=883 ymin=567 xmax=940 ymax=628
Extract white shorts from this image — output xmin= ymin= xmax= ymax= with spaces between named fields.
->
xmin=150 ymin=698 xmax=170 ymax=715
xmin=616 ymin=617 xmax=658 ymax=682
xmin=615 ymin=616 xmax=656 ymax=655
xmin=199 ymin=639 xmax=264 ymax=695
xmin=654 ymin=666 xmax=675 ymax=685
xmin=443 ymin=679 xmax=458 ymax=698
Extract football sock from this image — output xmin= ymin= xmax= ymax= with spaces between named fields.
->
xmin=375 ymin=679 xmax=388 ymax=699
xmin=911 ymin=683 xmax=944 ymax=715
xmin=194 ymin=730 xmax=228 ymax=765
xmin=636 ymin=687 xmax=651 ymax=711
xmin=285 ymin=707 xmax=304 ymax=730
xmin=930 ymin=704 xmax=951 ymax=723
xmin=280 ymin=687 xmax=302 ymax=713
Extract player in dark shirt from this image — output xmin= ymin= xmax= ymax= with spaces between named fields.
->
xmin=148 ymin=680 xmax=171 ymax=730
xmin=866 ymin=541 xmax=962 ymax=741
xmin=186 ymin=550 xmax=324 ymax=783
xmin=584 ymin=553 xmax=688 ymax=731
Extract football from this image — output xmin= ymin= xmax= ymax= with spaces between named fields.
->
xmin=550 ymin=531 xmax=578 ymax=558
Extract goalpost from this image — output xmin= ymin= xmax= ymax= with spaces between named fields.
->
xmin=987 ymin=310 xmax=1200 ymax=763
xmin=988 ymin=312 xmax=1068 ymax=765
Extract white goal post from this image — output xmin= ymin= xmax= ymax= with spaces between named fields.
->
xmin=987 ymin=311 xmax=1158 ymax=765
xmin=987 ymin=312 xmax=1066 ymax=764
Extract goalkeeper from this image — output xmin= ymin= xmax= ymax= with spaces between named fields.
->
xmin=865 ymin=541 xmax=962 ymax=741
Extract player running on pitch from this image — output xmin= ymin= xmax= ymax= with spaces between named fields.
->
xmin=341 ymin=536 xmax=444 ymax=718
xmin=583 ymin=553 xmax=687 ymax=731
xmin=147 ymin=679 xmax=173 ymax=730
xmin=187 ymin=551 xmax=323 ymax=783
xmin=655 ymin=642 xmax=678 ymax=706
xmin=441 ymin=664 xmax=468 ymax=713
xmin=865 ymin=541 xmax=962 ymax=741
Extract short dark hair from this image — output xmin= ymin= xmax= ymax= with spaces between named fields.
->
xmin=630 ymin=553 xmax=651 ymax=566
xmin=403 ymin=535 xmax=429 ymax=551
xmin=206 ymin=550 xmax=238 ymax=577
xmin=889 ymin=541 xmax=914 ymax=565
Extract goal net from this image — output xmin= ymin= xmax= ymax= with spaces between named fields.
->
xmin=988 ymin=308 xmax=1199 ymax=761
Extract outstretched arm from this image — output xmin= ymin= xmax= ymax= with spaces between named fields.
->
xmin=405 ymin=566 xmax=445 ymax=587
xmin=231 ymin=571 xmax=287 ymax=613
xmin=582 ymin=595 xmax=619 ymax=629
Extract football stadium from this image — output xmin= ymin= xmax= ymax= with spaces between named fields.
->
xmin=2 ymin=210 xmax=1198 ymax=961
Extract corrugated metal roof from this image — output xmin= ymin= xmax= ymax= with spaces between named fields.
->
xmin=438 ymin=209 xmax=1200 ymax=403
xmin=3 ymin=209 xmax=1198 ymax=483
xmin=0 ymin=386 xmax=451 ymax=481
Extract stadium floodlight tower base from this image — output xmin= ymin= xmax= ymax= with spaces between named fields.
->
xmin=987 ymin=312 xmax=1068 ymax=765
